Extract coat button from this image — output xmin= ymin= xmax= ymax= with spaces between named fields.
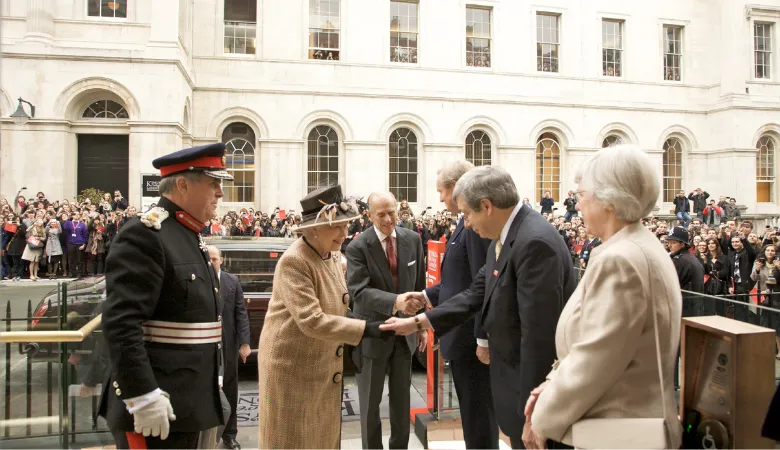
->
xmin=115 ymin=389 xmax=121 ymax=396
xmin=113 ymin=381 xmax=119 ymax=388
xmin=191 ymin=274 xmax=196 ymax=281
xmin=336 ymin=346 xmax=344 ymax=357
xmin=332 ymin=372 xmax=342 ymax=384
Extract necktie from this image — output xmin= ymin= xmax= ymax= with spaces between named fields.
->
xmin=495 ymin=240 xmax=502 ymax=262
xmin=386 ymin=236 xmax=398 ymax=287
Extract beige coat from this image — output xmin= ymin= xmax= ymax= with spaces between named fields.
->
xmin=532 ymin=222 xmax=683 ymax=449
xmin=257 ymin=238 xmax=365 ymax=449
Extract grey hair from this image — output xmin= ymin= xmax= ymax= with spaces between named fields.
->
xmin=574 ymin=145 xmax=659 ymax=223
xmin=453 ymin=166 xmax=519 ymax=212
xmin=158 ymin=172 xmax=204 ymax=196
xmin=437 ymin=160 xmax=475 ymax=188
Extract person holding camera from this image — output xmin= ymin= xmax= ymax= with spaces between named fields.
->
xmin=111 ymin=190 xmax=128 ymax=212
xmin=751 ymin=245 xmax=780 ymax=349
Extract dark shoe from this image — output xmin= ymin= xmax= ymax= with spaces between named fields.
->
xmin=222 ymin=438 xmax=241 ymax=449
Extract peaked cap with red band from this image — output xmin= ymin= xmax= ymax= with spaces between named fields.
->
xmin=152 ymin=143 xmax=234 ymax=181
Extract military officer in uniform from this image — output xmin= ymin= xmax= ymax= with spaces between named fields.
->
xmin=98 ymin=143 xmax=232 ymax=449
xmin=667 ymin=226 xmax=704 ymax=296
xmin=666 ymin=225 xmax=703 ymax=390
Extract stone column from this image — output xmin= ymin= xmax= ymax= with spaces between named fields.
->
xmin=24 ymin=0 xmax=54 ymax=44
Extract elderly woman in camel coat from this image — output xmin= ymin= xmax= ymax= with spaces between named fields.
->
xmin=257 ymin=185 xmax=390 ymax=449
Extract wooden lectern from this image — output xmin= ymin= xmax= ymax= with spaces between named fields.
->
xmin=681 ymin=315 xmax=776 ymax=449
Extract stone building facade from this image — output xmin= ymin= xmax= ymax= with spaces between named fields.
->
xmin=2 ymin=0 xmax=780 ymax=215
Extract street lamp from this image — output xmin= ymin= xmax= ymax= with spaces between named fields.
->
xmin=10 ymin=97 xmax=35 ymax=125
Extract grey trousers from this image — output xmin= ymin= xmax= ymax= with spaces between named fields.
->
xmin=356 ymin=336 xmax=412 ymax=449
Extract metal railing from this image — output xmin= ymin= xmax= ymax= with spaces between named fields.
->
xmin=1 ymin=283 xmax=110 ymax=448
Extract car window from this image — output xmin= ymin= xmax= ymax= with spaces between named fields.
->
xmin=220 ymin=249 xmax=282 ymax=294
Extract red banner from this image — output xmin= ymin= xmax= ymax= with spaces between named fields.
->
xmin=426 ymin=240 xmax=445 ymax=288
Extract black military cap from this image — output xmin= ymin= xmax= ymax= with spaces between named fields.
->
xmin=152 ymin=143 xmax=233 ymax=180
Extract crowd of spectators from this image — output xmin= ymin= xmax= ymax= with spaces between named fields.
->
xmin=0 ymin=185 xmax=764 ymax=292
xmin=1 ymin=190 xmax=133 ymax=281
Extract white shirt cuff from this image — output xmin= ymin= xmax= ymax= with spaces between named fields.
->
xmin=476 ymin=339 xmax=489 ymax=348
xmin=422 ymin=290 xmax=432 ymax=308
xmin=124 ymin=388 xmax=162 ymax=414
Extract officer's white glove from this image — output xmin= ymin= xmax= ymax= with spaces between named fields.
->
xmin=133 ymin=391 xmax=176 ymax=440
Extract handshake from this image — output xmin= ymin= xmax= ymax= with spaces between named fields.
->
xmin=395 ymin=291 xmax=427 ymax=315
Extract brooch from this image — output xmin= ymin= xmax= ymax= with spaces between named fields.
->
xmin=140 ymin=207 xmax=169 ymax=230
xmin=198 ymin=235 xmax=208 ymax=253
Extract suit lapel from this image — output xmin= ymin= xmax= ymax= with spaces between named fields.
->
xmin=481 ymin=205 xmax=530 ymax=315
xmin=396 ymin=228 xmax=413 ymax=291
xmin=441 ymin=218 xmax=464 ymax=265
xmin=366 ymin=228 xmax=395 ymax=291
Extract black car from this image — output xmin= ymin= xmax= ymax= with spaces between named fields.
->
xmin=26 ymin=237 xmax=295 ymax=362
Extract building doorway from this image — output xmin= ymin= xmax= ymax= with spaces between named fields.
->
xmin=77 ymin=134 xmax=129 ymax=198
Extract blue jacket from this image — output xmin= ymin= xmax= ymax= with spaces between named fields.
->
xmin=424 ymin=217 xmax=490 ymax=360
xmin=63 ymin=220 xmax=89 ymax=245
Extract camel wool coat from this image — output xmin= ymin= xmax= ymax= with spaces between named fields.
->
xmin=531 ymin=222 xmax=683 ymax=449
xmin=257 ymin=238 xmax=365 ymax=449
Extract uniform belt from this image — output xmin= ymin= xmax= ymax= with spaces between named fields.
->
xmin=142 ymin=320 xmax=222 ymax=345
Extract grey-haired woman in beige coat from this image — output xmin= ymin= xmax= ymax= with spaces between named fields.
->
xmin=257 ymin=185 xmax=390 ymax=449
xmin=524 ymin=146 xmax=683 ymax=449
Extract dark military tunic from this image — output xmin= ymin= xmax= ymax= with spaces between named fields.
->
xmin=672 ymin=249 xmax=704 ymax=317
xmin=98 ymin=196 xmax=223 ymax=433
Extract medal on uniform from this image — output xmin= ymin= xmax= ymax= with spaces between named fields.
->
xmin=199 ymin=234 xmax=208 ymax=253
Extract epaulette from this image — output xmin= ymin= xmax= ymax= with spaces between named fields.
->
xmin=139 ymin=207 xmax=169 ymax=230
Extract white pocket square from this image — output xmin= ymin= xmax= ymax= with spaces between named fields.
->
xmin=407 ymin=260 xmax=416 ymax=266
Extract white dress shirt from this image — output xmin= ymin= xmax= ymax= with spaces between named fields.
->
xmin=374 ymin=225 xmax=397 ymax=253
xmin=376 ymin=226 xmax=400 ymax=314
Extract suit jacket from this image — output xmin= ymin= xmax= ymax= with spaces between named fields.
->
xmin=531 ymin=222 xmax=683 ymax=449
xmin=218 ymin=271 xmax=250 ymax=368
xmin=346 ymin=226 xmax=426 ymax=357
xmin=425 ymin=205 xmax=575 ymax=437
xmin=763 ymin=382 xmax=780 ymax=441
xmin=424 ymin=218 xmax=490 ymax=360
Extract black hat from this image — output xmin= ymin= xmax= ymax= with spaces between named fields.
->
xmin=667 ymin=226 xmax=690 ymax=245
xmin=295 ymin=185 xmax=360 ymax=231
xmin=152 ymin=143 xmax=233 ymax=180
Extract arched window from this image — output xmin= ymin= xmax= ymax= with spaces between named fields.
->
xmin=602 ymin=134 xmax=623 ymax=148
xmin=307 ymin=125 xmax=339 ymax=193
xmin=536 ymin=133 xmax=561 ymax=202
xmin=221 ymin=122 xmax=256 ymax=203
xmin=465 ymin=130 xmax=491 ymax=166
xmin=82 ymin=100 xmax=128 ymax=119
xmin=389 ymin=127 xmax=418 ymax=202
xmin=662 ymin=138 xmax=683 ymax=203
xmin=757 ymin=135 xmax=776 ymax=203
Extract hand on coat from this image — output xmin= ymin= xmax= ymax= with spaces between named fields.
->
xmin=524 ymin=381 xmax=549 ymax=419
xmin=239 ymin=344 xmax=251 ymax=363
xmin=395 ymin=292 xmax=426 ymax=315
xmin=522 ymin=422 xmax=547 ymax=450
xmin=476 ymin=345 xmax=490 ymax=365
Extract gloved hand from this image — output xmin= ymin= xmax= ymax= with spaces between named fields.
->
xmin=133 ymin=391 xmax=176 ymax=440
xmin=363 ymin=320 xmax=394 ymax=339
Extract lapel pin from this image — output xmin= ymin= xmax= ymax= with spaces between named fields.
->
xmin=493 ymin=270 xmax=498 ymax=277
